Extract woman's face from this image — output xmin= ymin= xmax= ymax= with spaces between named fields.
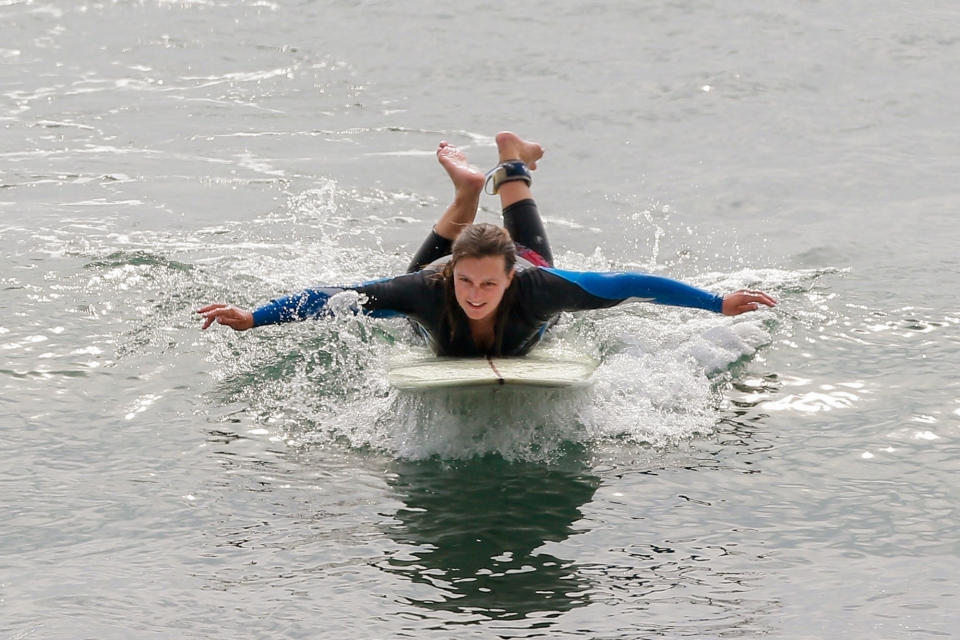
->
xmin=452 ymin=255 xmax=515 ymax=322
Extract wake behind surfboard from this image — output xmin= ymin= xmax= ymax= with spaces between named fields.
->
xmin=388 ymin=353 xmax=598 ymax=390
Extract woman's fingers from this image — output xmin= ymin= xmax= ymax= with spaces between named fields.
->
xmin=197 ymin=304 xmax=254 ymax=331
xmin=199 ymin=305 xmax=229 ymax=330
xmin=197 ymin=302 xmax=228 ymax=313
xmin=745 ymin=290 xmax=777 ymax=308
xmin=201 ymin=309 xmax=232 ymax=330
xmin=723 ymin=290 xmax=777 ymax=316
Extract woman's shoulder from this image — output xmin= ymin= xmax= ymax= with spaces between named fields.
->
xmin=352 ymin=268 xmax=444 ymax=309
xmin=362 ymin=267 xmax=443 ymax=286
xmin=514 ymin=265 xmax=566 ymax=285
xmin=511 ymin=266 xmax=572 ymax=299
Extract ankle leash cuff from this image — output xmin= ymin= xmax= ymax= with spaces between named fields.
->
xmin=484 ymin=161 xmax=532 ymax=195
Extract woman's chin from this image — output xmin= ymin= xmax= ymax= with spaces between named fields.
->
xmin=461 ymin=304 xmax=491 ymax=319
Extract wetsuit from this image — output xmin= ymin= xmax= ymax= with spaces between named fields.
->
xmin=250 ymin=200 xmax=725 ymax=357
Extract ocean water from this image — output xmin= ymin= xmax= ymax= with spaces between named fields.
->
xmin=2 ymin=1 xmax=958 ymax=638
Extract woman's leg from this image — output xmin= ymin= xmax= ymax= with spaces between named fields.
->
xmin=494 ymin=132 xmax=554 ymax=266
xmin=406 ymin=141 xmax=485 ymax=273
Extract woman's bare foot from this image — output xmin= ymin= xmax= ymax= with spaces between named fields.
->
xmin=433 ymin=141 xmax=484 ymax=241
xmin=495 ymin=132 xmax=544 ymax=169
xmin=437 ymin=141 xmax=484 ymax=195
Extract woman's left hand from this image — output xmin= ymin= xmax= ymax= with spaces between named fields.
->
xmin=722 ymin=289 xmax=777 ymax=316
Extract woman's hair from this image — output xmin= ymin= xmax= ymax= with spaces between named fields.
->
xmin=449 ymin=223 xmax=517 ymax=271
xmin=439 ymin=223 xmax=517 ymax=354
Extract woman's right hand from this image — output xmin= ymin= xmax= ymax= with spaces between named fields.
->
xmin=197 ymin=304 xmax=254 ymax=331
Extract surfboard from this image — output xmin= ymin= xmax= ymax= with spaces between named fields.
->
xmin=388 ymin=353 xmax=598 ymax=390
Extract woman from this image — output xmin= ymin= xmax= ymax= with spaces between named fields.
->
xmin=198 ymin=132 xmax=776 ymax=356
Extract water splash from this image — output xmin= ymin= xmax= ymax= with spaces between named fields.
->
xmin=52 ymin=179 xmax=825 ymax=462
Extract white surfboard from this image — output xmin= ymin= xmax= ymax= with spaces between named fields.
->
xmin=388 ymin=353 xmax=598 ymax=390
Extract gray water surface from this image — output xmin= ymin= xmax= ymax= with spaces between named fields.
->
xmin=2 ymin=1 xmax=959 ymax=638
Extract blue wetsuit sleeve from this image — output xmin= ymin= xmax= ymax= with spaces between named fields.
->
xmin=249 ymin=270 xmax=445 ymax=328
xmin=252 ymin=287 xmax=338 ymax=326
xmin=250 ymin=278 xmax=407 ymax=327
xmin=541 ymin=268 xmax=725 ymax=314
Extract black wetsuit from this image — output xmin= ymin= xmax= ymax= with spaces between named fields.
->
xmin=250 ymin=200 xmax=724 ymax=356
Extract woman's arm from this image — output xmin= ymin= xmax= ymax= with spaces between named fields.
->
xmin=534 ymin=268 xmax=775 ymax=316
xmin=197 ymin=272 xmax=433 ymax=331
xmin=197 ymin=287 xmax=353 ymax=331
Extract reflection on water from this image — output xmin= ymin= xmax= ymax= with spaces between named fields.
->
xmin=380 ymin=453 xmax=600 ymax=622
